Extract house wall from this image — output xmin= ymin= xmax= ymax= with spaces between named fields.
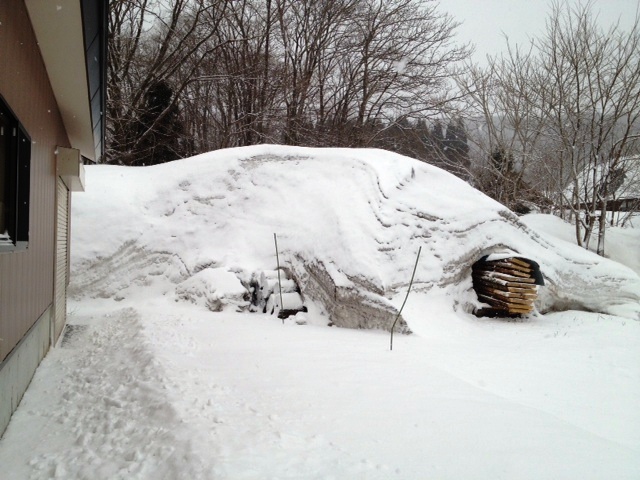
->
xmin=0 ymin=0 xmax=70 ymax=362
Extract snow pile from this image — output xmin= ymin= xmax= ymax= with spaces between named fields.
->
xmin=70 ymin=145 xmax=640 ymax=326
xmin=175 ymin=267 xmax=249 ymax=312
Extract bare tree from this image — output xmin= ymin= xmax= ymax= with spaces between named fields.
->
xmin=323 ymin=0 xmax=469 ymax=146
xmin=457 ymin=45 xmax=552 ymax=210
xmin=107 ymin=0 xmax=470 ymax=163
xmin=458 ymin=1 xmax=640 ymax=254
xmin=274 ymin=0 xmax=359 ymax=144
xmin=107 ymin=0 xmax=229 ymax=165
xmin=537 ymin=1 xmax=640 ymax=253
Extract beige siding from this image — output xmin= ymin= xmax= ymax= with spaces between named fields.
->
xmin=0 ymin=0 xmax=71 ymax=361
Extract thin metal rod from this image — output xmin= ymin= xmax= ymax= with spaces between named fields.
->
xmin=274 ymin=233 xmax=285 ymax=323
xmin=390 ymin=246 xmax=421 ymax=351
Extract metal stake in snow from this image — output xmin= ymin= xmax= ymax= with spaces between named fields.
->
xmin=390 ymin=246 xmax=421 ymax=351
xmin=274 ymin=233 xmax=285 ymax=324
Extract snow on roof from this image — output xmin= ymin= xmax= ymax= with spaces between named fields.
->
xmin=569 ymin=155 xmax=640 ymax=201
xmin=611 ymin=156 xmax=640 ymax=200
xmin=70 ymin=145 xmax=640 ymax=327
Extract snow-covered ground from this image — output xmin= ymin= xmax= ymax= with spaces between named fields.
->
xmin=1 ymin=146 xmax=639 ymax=479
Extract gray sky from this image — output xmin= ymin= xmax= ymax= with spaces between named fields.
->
xmin=440 ymin=0 xmax=640 ymax=63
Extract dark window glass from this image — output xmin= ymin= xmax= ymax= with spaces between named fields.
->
xmin=0 ymin=118 xmax=6 ymax=232
xmin=0 ymin=95 xmax=30 ymax=251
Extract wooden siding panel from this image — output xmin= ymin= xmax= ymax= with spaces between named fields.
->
xmin=0 ymin=0 xmax=71 ymax=361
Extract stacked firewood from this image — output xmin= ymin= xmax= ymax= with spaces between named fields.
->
xmin=472 ymin=257 xmax=540 ymax=316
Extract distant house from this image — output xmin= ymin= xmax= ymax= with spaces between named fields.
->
xmin=570 ymin=156 xmax=640 ymax=218
xmin=605 ymin=156 xmax=640 ymax=215
xmin=0 ymin=0 xmax=106 ymax=436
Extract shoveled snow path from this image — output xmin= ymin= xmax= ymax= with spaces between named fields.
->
xmin=2 ymin=297 xmax=637 ymax=479
xmin=0 ymin=305 xmax=212 ymax=479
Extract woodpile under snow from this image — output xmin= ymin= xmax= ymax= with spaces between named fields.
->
xmin=472 ymin=255 xmax=544 ymax=316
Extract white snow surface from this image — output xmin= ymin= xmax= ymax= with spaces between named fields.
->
xmin=1 ymin=145 xmax=639 ymax=479
xmin=68 ymin=145 xmax=640 ymax=322
xmin=522 ymin=213 xmax=640 ymax=277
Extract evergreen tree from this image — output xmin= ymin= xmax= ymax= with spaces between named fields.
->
xmin=490 ymin=146 xmax=513 ymax=175
xmin=430 ymin=121 xmax=444 ymax=151
xmin=443 ymin=117 xmax=470 ymax=175
xmin=135 ymin=81 xmax=186 ymax=165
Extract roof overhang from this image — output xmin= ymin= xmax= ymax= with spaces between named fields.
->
xmin=24 ymin=0 xmax=105 ymax=162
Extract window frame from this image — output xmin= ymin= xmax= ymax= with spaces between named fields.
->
xmin=0 ymin=94 xmax=31 ymax=253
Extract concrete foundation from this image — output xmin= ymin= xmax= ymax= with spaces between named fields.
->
xmin=0 ymin=306 xmax=51 ymax=438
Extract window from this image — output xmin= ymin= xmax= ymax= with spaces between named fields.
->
xmin=0 ymin=94 xmax=31 ymax=252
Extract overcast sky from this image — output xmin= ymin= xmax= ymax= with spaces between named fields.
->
xmin=440 ymin=0 xmax=640 ymax=63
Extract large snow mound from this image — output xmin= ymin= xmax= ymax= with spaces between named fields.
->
xmin=70 ymin=145 xmax=640 ymax=329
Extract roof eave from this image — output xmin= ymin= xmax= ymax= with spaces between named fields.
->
xmin=25 ymin=0 xmax=104 ymax=162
